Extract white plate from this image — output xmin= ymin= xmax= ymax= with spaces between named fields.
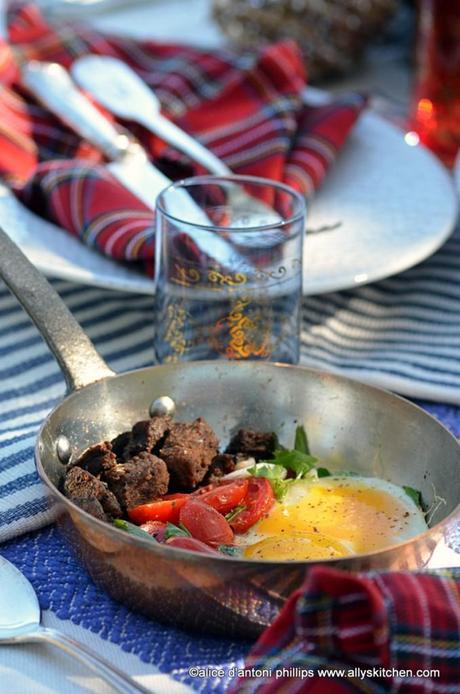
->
xmin=455 ymin=153 xmax=460 ymax=196
xmin=1 ymin=105 xmax=457 ymax=295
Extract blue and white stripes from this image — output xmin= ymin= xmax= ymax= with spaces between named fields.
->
xmin=1 ymin=218 xmax=460 ymax=541
xmin=300 ymin=219 xmax=460 ymax=403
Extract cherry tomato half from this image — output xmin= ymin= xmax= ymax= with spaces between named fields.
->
xmin=166 ymin=536 xmax=219 ymax=555
xmin=128 ymin=495 xmax=188 ymax=525
xmin=198 ymin=479 xmax=248 ymax=515
xmin=229 ymin=477 xmax=274 ymax=534
xmin=179 ymin=499 xmax=234 ymax=547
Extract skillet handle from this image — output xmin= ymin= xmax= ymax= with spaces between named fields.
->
xmin=0 ymin=227 xmax=115 ymax=391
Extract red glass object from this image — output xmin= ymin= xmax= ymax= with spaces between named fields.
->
xmin=409 ymin=0 xmax=460 ymax=167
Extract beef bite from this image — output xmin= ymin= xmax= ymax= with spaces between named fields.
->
xmin=71 ymin=441 xmax=117 ymax=478
xmin=226 ymin=429 xmax=277 ymax=460
xmin=64 ymin=466 xmax=122 ymax=520
xmin=110 ymin=431 xmax=132 ymax=461
xmin=160 ymin=417 xmax=219 ymax=489
xmin=104 ymin=451 xmax=169 ymax=510
xmin=203 ymin=453 xmax=237 ymax=484
xmin=112 ymin=415 xmax=172 ymax=461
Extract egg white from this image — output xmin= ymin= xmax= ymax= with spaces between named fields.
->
xmin=235 ymin=476 xmax=428 ymax=561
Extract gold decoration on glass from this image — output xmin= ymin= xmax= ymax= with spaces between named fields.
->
xmin=170 ymin=264 xmax=201 ymax=287
xmin=211 ymin=295 xmax=272 ymax=359
xmin=163 ymin=302 xmax=190 ymax=363
xmin=207 ymin=269 xmax=247 ymax=287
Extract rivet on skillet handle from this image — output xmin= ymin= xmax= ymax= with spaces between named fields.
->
xmin=0 ymin=227 xmax=115 ymax=392
xmin=149 ymin=396 xmax=176 ymax=417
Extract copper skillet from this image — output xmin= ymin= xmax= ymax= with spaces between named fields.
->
xmin=1 ymin=228 xmax=459 ymax=639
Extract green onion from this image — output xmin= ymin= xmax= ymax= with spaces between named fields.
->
xmin=218 ymin=544 xmax=240 ymax=556
xmin=294 ymin=425 xmax=310 ymax=454
xmin=112 ymin=519 xmax=157 ymax=542
xmin=164 ymin=522 xmax=191 ymax=540
xmin=403 ymin=485 xmax=423 ymax=508
xmin=225 ymin=504 xmax=246 ymax=522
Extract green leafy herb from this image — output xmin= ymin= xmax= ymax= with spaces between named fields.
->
xmin=270 ymin=478 xmax=291 ymax=501
xmin=112 ymin=519 xmax=157 ymax=542
xmin=316 ymin=467 xmax=331 ymax=478
xmin=294 ymin=425 xmax=310 ymax=454
xmin=249 ymin=464 xmax=286 ymax=479
xmin=403 ymin=485 xmax=422 ymax=508
xmin=225 ymin=504 xmax=246 ymax=522
xmin=164 ymin=522 xmax=191 ymax=540
xmin=218 ymin=544 xmax=240 ymax=556
xmin=270 ymin=449 xmax=318 ymax=479
xmin=249 ymin=463 xmax=291 ymax=500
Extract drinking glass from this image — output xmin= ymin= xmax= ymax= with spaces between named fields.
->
xmin=409 ymin=0 xmax=460 ymax=167
xmin=154 ymin=175 xmax=306 ymax=364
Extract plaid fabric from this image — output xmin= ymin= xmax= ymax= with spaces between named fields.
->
xmin=235 ymin=566 xmax=460 ymax=693
xmin=0 ymin=1 xmax=366 ymax=275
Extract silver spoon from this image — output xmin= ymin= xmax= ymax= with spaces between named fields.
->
xmin=0 ymin=555 xmax=151 ymax=693
xmin=71 ymin=55 xmax=282 ymax=247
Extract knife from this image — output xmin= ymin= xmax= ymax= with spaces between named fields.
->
xmin=20 ymin=61 xmax=246 ymax=270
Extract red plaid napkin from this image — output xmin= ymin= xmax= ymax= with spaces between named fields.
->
xmin=0 ymin=1 xmax=366 ymax=275
xmin=235 ymin=566 xmax=460 ymax=692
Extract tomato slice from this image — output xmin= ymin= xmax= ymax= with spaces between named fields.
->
xmin=162 ymin=493 xmax=189 ymax=500
xmin=166 ymin=536 xmax=219 ymax=555
xmin=128 ymin=496 xmax=188 ymax=525
xmin=198 ymin=480 xmax=248 ymax=514
xmin=229 ymin=477 xmax=274 ymax=534
xmin=179 ymin=499 xmax=234 ymax=547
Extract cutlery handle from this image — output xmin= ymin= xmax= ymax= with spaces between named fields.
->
xmin=144 ymin=113 xmax=231 ymax=176
xmin=21 ymin=61 xmax=131 ymax=160
xmin=32 ymin=626 xmax=151 ymax=694
xmin=0 ymin=226 xmax=114 ymax=391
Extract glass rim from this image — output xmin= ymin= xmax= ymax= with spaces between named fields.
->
xmin=156 ymin=174 xmax=307 ymax=233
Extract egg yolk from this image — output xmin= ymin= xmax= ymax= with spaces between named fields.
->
xmin=242 ymin=479 xmax=422 ymax=561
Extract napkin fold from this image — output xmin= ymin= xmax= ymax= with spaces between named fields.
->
xmin=235 ymin=565 xmax=460 ymax=692
xmin=0 ymin=1 xmax=366 ymax=275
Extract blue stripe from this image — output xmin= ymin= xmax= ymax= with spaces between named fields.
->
xmin=300 ymin=349 xmax=460 ymax=388
xmin=0 ymin=494 xmax=49 ymax=527
xmin=0 ymin=398 xmax=59 ymax=427
xmin=0 ymin=472 xmax=39 ymax=499
xmin=0 ymin=430 xmax=36 ymax=450
xmin=0 ymin=372 xmax=62 ymax=402
xmin=0 ymin=317 xmax=149 ymax=357
xmin=0 ymin=445 xmax=35 ymax=474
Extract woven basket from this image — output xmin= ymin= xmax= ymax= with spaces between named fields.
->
xmin=212 ymin=0 xmax=397 ymax=82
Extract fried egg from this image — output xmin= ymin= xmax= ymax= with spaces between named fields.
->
xmin=236 ymin=476 xmax=428 ymax=561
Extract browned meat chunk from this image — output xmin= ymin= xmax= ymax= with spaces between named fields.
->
xmin=226 ymin=429 xmax=277 ymax=460
xmin=159 ymin=417 xmax=219 ymax=489
xmin=105 ymin=452 xmax=169 ymax=510
xmin=124 ymin=416 xmax=172 ymax=459
xmin=72 ymin=441 xmax=117 ymax=478
xmin=64 ymin=466 xmax=122 ymax=518
xmin=110 ymin=431 xmax=132 ymax=461
xmin=203 ymin=453 xmax=236 ymax=484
